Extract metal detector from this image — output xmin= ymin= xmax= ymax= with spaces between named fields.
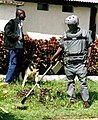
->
xmin=21 ymin=59 xmax=63 ymax=104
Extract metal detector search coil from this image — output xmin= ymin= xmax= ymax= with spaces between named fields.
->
xmin=51 ymin=61 xmax=63 ymax=74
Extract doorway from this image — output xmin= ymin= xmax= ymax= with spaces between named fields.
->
xmin=89 ymin=6 xmax=97 ymax=41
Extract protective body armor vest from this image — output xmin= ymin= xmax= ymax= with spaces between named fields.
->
xmin=59 ymin=28 xmax=91 ymax=64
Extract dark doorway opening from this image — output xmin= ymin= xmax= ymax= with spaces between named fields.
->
xmin=89 ymin=6 xmax=97 ymax=41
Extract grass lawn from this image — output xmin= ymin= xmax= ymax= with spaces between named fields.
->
xmin=0 ymin=78 xmax=98 ymax=120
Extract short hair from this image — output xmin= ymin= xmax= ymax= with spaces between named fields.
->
xmin=16 ymin=9 xmax=25 ymax=17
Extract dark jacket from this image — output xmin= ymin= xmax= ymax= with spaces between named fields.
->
xmin=3 ymin=18 xmax=24 ymax=49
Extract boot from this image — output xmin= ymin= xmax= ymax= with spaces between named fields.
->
xmin=83 ymin=101 xmax=90 ymax=108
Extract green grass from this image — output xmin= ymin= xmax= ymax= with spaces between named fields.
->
xmin=0 ymin=78 xmax=98 ymax=120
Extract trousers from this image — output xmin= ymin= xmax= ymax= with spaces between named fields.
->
xmin=64 ymin=63 xmax=89 ymax=101
xmin=5 ymin=49 xmax=23 ymax=84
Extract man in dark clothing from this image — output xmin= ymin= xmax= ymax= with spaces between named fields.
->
xmin=4 ymin=9 xmax=26 ymax=86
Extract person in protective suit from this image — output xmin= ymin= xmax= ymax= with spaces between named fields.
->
xmin=50 ymin=15 xmax=93 ymax=108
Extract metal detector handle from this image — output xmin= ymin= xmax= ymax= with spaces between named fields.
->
xmin=21 ymin=83 xmax=37 ymax=104
xmin=39 ymin=64 xmax=53 ymax=81
xmin=25 ymin=84 xmax=36 ymax=97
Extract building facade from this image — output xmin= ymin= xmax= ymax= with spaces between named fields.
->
xmin=0 ymin=0 xmax=98 ymax=40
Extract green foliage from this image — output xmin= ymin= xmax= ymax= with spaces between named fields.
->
xmin=0 ymin=82 xmax=9 ymax=113
xmin=0 ymin=83 xmax=8 ymax=100
xmin=0 ymin=79 xmax=98 ymax=119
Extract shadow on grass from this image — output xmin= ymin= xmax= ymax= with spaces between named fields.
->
xmin=0 ymin=112 xmax=22 ymax=120
xmin=89 ymin=91 xmax=98 ymax=105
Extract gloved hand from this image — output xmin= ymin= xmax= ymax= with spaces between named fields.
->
xmin=50 ymin=60 xmax=54 ymax=65
xmin=50 ymin=57 xmax=55 ymax=65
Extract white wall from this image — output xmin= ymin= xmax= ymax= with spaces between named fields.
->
xmin=74 ymin=7 xmax=90 ymax=29
xmin=0 ymin=4 xmax=16 ymax=31
xmin=0 ymin=2 xmax=91 ymax=36
xmin=20 ymin=2 xmax=90 ymax=35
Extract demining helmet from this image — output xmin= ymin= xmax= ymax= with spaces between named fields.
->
xmin=65 ymin=15 xmax=79 ymax=25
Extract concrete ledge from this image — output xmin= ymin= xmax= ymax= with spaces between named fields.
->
xmin=87 ymin=76 xmax=98 ymax=81
xmin=40 ymin=75 xmax=98 ymax=81
xmin=0 ymin=74 xmax=98 ymax=81
xmin=39 ymin=75 xmax=66 ymax=81
xmin=0 ymin=74 xmax=5 ymax=80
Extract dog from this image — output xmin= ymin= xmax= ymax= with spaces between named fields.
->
xmin=22 ymin=62 xmax=39 ymax=87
